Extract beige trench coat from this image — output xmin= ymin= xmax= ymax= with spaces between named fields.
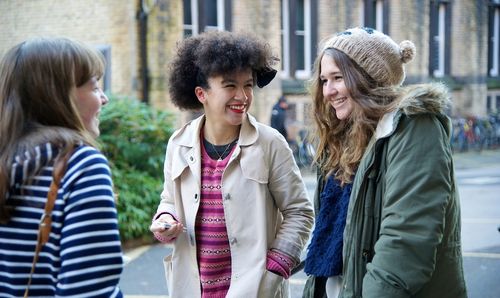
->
xmin=157 ymin=114 xmax=314 ymax=298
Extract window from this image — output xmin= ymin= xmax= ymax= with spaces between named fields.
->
xmin=281 ymin=0 xmax=316 ymax=79
xmin=183 ymin=0 xmax=198 ymax=37
xmin=429 ymin=0 xmax=451 ymax=78
xmin=364 ymin=0 xmax=388 ymax=33
xmin=202 ymin=0 xmax=224 ymax=31
xmin=183 ymin=0 xmax=230 ymax=36
xmin=281 ymin=0 xmax=290 ymax=76
xmin=489 ymin=93 xmax=500 ymax=112
xmin=96 ymin=45 xmax=111 ymax=93
xmin=488 ymin=2 xmax=500 ymax=77
xmin=294 ymin=0 xmax=312 ymax=78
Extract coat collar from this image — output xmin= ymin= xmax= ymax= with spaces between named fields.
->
xmin=238 ymin=113 xmax=259 ymax=146
xmin=374 ymin=110 xmax=398 ymax=139
xmin=172 ymin=113 xmax=260 ymax=148
xmin=169 ymin=113 xmax=264 ymax=187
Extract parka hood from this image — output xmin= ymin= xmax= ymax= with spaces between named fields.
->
xmin=397 ymin=83 xmax=451 ymax=116
xmin=375 ymin=83 xmax=452 ymax=139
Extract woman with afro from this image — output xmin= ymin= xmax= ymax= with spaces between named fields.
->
xmin=149 ymin=30 xmax=314 ymax=298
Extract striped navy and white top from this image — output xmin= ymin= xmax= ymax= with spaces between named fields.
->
xmin=0 ymin=143 xmax=123 ymax=297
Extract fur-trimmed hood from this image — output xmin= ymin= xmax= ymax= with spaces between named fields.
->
xmin=397 ymin=83 xmax=451 ymax=116
xmin=375 ymin=83 xmax=451 ymax=139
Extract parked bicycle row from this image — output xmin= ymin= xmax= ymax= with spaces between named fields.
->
xmin=451 ymin=113 xmax=500 ymax=152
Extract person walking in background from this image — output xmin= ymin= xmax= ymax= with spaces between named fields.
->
xmin=149 ymin=31 xmax=314 ymax=298
xmin=306 ymin=27 xmax=467 ymax=298
xmin=0 ymin=37 xmax=123 ymax=297
xmin=271 ymin=95 xmax=290 ymax=141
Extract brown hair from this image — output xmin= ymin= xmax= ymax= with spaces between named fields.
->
xmin=0 ymin=37 xmax=105 ymax=221
xmin=309 ymin=48 xmax=399 ymax=184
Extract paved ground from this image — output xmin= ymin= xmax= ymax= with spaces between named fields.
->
xmin=120 ymin=149 xmax=500 ymax=298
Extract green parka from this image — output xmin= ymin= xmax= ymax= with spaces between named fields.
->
xmin=340 ymin=83 xmax=467 ymax=298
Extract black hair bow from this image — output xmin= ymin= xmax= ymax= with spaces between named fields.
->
xmin=256 ymin=67 xmax=277 ymax=88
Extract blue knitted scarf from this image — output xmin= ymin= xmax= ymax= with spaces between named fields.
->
xmin=304 ymin=175 xmax=353 ymax=277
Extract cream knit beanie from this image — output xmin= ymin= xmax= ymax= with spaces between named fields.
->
xmin=322 ymin=27 xmax=416 ymax=87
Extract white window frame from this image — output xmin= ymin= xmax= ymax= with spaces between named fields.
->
xmin=204 ymin=0 xmax=225 ymax=32
xmin=490 ymin=6 xmax=499 ymax=77
xmin=281 ymin=0 xmax=311 ymax=79
xmin=183 ymin=0 xmax=199 ymax=36
xmin=217 ymin=0 xmax=225 ymax=31
xmin=375 ymin=0 xmax=384 ymax=32
xmin=295 ymin=0 xmax=312 ymax=79
xmin=359 ymin=0 xmax=365 ymax=26
xmin=433 ymin=3 xmax=446 ymax=77
xmin=184 ymin=0 xmax=226 ymax=36
xmin=281 ymin=0 xmax=291 ymax=78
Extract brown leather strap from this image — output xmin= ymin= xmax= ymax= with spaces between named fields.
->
xmin=24 ymin=151 xmax=70 ymax=297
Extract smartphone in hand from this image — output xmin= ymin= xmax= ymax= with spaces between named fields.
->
xmin=162 ymin=222 xmax=187 ymax=232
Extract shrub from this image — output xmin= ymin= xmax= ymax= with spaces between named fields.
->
xmin=98 ymin=96 xmax=176 ymax=241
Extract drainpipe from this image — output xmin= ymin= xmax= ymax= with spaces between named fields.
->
xmin=137 ymin=0 xmax=150 ymax=104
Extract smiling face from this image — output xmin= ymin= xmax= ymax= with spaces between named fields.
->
xmin=73 ymin=77 xmax=108 ymax=137
xmin=195 ymin=68 xmax=254 ymax=127
xmin=320 ymin=54 xmax=354 ymax=121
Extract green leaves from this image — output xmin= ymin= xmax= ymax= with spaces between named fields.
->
xmin=99 ymin=96 xmax=176 ymax=240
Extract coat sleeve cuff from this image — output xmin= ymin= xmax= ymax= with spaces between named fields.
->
xmin=266 ymin=249 xmax=295 ymax=279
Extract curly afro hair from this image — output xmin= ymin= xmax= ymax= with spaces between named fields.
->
xmin=168 ymin=30 xmax=278 ymax=110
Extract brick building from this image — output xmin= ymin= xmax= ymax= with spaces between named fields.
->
xmin=1 ymin=0 xmax=499 ymax=131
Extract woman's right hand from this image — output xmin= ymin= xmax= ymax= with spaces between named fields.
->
xmin=150 ymin=214 xmax=185 ymax=240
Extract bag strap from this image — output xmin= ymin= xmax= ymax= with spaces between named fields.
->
xmin=24 ymin=151 xmax=70 ymax=297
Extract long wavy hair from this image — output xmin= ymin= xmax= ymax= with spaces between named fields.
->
xmin=0 ymin=37 xmax=104 ymax=222
xmin=309 ymin=47 xmax=400 ymax=184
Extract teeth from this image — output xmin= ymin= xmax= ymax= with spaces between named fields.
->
xmin=229 ymin=105 xmax=245 ymax=110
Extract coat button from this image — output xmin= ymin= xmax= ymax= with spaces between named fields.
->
xmin=189 ymin=156 xmax=194 ymax=162
xmin=224 ymin=194 xmax=231 ymax=200
xmin=194 ymin=193 xmax=199 ymax=202
xmin=230 ymin=238 xmax=237 ymax=245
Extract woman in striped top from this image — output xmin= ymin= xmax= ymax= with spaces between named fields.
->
xmin=150 ymin=31 xmax=314 ymax=298
xmin=0 ymin=37 xmax=123 ymax=297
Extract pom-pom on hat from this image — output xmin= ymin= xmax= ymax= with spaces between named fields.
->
xmin=322 ymin=27 xmax=416 ymax=87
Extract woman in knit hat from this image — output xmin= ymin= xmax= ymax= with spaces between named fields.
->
xmin=304 ymin=27 xmax=467 ymax=297
xmin=149 ymin=30 xmax=314 ymax=298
